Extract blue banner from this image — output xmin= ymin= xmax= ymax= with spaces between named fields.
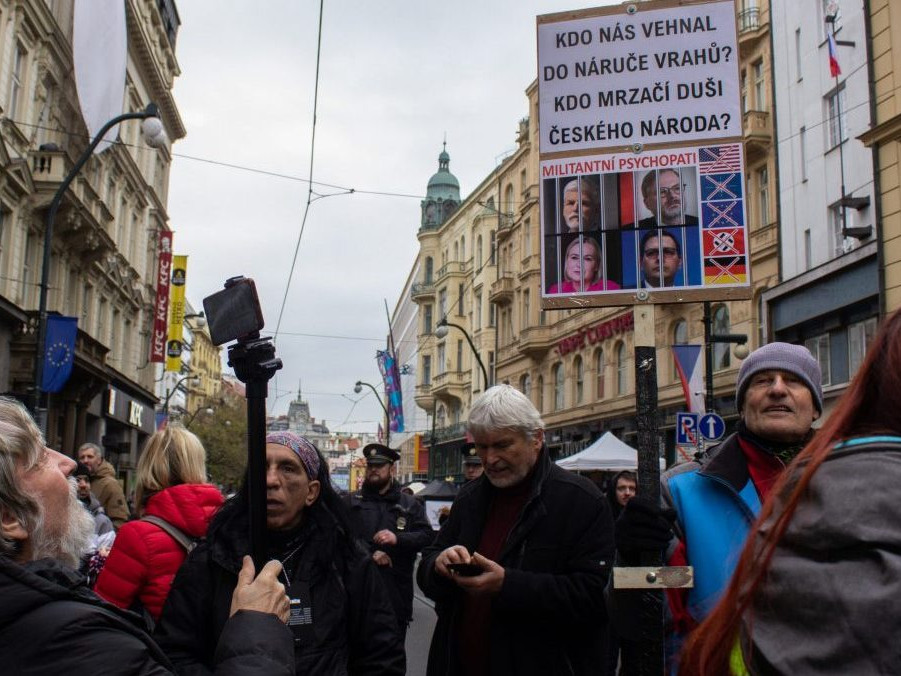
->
xmin=377 ymin=349 xmax=405 ymax=434
xmin=41 ymin=316 xmax=77 ymax=393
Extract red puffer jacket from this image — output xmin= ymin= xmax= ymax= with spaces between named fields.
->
xmin=94 ymin=483 xmax=224 ymax=620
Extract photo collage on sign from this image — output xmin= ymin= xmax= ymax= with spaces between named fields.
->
xmin=541 ymin=144 xmax=747 ymax=296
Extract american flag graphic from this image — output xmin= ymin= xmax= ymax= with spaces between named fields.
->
xmin=699 ymin=145 xmax=742 ymax=174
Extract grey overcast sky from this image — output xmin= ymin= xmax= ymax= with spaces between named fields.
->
xmin=167 ymin=0 xmax=614 ymax=435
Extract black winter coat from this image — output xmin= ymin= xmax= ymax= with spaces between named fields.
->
xmin=347 ymin=482 xmax=434 ymax=623
xmin=0 ymin=555 xmax=293 ymax=676
xmin=417 ymin=449 xmax=615 ymax=676
xmin=154 ymin=505 xmax=404 ymax=676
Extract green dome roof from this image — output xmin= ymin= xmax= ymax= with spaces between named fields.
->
xmin=426 ymin=145 xmax=460 ymax=201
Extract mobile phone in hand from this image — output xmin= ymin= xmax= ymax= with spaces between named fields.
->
xmin=448 ymin=562 xmax=483 ymax=577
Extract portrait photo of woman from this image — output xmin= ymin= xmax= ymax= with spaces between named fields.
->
xmin=547 ymin=236 xmax=621 ymax=294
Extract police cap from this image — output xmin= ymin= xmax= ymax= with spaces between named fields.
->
xmin=461 ymin=441 xmax=482 ymax=465
xmin=363 ymin=443 xmax=400 ymax=465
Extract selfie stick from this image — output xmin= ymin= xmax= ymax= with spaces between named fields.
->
xmin=229 ymin=334 xmax=282 ymax=569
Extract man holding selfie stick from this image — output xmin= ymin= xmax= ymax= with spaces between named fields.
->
xmin=417 ymin=385 xmax=615 ymax=675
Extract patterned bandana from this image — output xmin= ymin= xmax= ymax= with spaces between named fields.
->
xmin=266 ymin=431 xmax=321 ymax=480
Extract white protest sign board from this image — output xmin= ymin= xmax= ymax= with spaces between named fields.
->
xmin=537 ymin=0 xmax=741 ymax=155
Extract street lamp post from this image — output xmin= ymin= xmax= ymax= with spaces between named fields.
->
xmin=703 ymin=301 xmax=749 ymax=413
xmin=434 ymin=316 xmax=489 ymax=391
xmin=32 ymin=103 xmax=168 ymax=431
xmin=162 ymin=374 xmax=200 ymax=415
xmin=355 ymin=380 xmax=390 ymax=445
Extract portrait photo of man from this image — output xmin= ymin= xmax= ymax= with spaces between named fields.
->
xmin=639 ymin=228 xmax=683 ymax=288
xmin=560 ymin=176 xmax=600 ymax=232
xmin=638 ymin=168 xmax=698 ymax=228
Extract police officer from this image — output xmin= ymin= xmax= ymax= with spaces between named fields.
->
xmin=461 ymin=442 xmax=484 ymax=482
xmin=347 ymin=443 xmax=433 ymax=642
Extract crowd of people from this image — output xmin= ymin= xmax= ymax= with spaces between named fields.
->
xmin=2 ymin=313 xmax=901 ymax=674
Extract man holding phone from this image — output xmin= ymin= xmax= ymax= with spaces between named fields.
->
xmin=417 ymin=385 xmax=615 ymax=675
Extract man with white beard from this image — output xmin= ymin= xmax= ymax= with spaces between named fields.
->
xmin=0 ymin=397 xmax=295 ymax=674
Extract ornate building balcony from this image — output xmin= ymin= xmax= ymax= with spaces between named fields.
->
xmin=435 ymin=260 xmax=470 ymax=283
xmin=519 ymin=324 xmax=554 ymax=359
xmin=489 ymin=274 xmax=515 ymax=305
xmin=415 ymin=383 xmax=435 ymax=412
xmin=430 ymin=370 xmax=467 ymax=403
xmin=742 ymin=110 xmax=772 ymax=162
xmin=411 ymin=281 xmax=436 ymax=303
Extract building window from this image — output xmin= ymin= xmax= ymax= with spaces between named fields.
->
xmin=574 ymin=356 xmax=584 ymax=404
xmin=616 ymin=343 xmax=627 ymax=395
xmin=673 ymin=319 xmax=688 ymax=382
xmin=436 ymin=405 xmax=446 ymax=429
xmin=457 ymin=283 xmax=464 ymax=315
xmin=422 ymin=355 xmax=431 ymax=385
xmin=477 ymin=236 xmax=483 ymax=267
xmin=805 ymin=333 xmax=831 ymax=386
xmin=488 ymin=351 xmax=495 ymax=387
xmin=800 ymin=127 xmax=807 ymax=181
xmin=848 ymin=318 xmax=877 ymax=378
xmin=424 ymin=257 xmax=433 ymax=283
xmin=460 ymin=235 xmax=465 ymax=261
xmin=22 ymin=231 xmax=34 ymax=305
xmin=804 ymin=229 xmax=812 ymax=270
xmin=553 ymin=363 xmax=564 ymax=410
xmin=9 ymin=44 xmax=25 ymax=118
xmin=475 ymin=293 xmax=482 ymax=330
xmin=521 ymin=372 xmax=531 ymax=400
xmin=504 ymin=183 xmax=515 ymax=216
xmin=713 ymin=305 xmax=731 ymax=371
xmin=753 ymin=60 xmax=765 ymax=110
xmin=741 ymin=72 xmax=747 ymax=114
xmin=523 ymin=218 xmax=531 ymax=257
xmin=757 ymin=167 xmax=769 ymax=227
xmin=439 ymin=288 xmax=447 ymax=318
xmin=489 ymin=303 xmax=496 ymax=328
xmin=489 ymin=231 xmax=496 ymax=265
xmin=537 ymin=376 xmax=544 ymax=412
xmin=795 ymin=28 xmax=803 ymax=81
xmin=826 ymin=87 xmax=847 ymax=149
xmin=437 ymin=344 xmax=446 ymax=375
xmin=830 ymin=205 xmax=851 ymax=256
xmin=595 ymin=349 xmax=605 ymax=399
xmin=522 ymin=290 xmax=530 ymax=329
xmin=456 ymin=340 xmax=463 ymax=373
xmin=423 ymin=305 xmax=432 ymax=335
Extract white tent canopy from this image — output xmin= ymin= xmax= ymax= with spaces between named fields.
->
xmin=556 ymin=432 xmax=663 ymax=472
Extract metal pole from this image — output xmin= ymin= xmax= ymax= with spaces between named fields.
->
xmin=632 ymin=304 xmax=664 ymax=676
xmin=357 ymin=380 xmax=390 ymax=446
xmin=704 ymin=301 xmax=714 ymax=413
xmin=32 ymin=104 xmax=160 ymax=430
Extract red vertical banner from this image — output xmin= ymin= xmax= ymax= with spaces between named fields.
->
xmin=150 ymin=231 xmax=173 ymax=363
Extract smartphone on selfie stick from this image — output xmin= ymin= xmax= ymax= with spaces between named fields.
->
xmin=203 ymin=277 xmax=281 ymax=569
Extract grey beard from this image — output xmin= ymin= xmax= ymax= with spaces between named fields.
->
xmin=30 ymin=478 xmax=96 ymax=568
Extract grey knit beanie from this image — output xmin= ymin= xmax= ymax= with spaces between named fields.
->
xmin=735 ymin=342 xmax=823 ymax=413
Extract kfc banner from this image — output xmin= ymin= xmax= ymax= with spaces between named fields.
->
xmin=150 ymin=231 xmax=173 ymax=363
xmin=165 ymin=255 xmax=188 ymax=372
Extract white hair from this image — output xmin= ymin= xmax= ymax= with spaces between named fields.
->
xmin=468 ymin=385 xmax=544 ymax=440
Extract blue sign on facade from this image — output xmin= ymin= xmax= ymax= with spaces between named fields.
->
xmin=676 ymin=412 xmax=700 ymax=446
xmin=699 ymin=413 xmax=726 ymax=441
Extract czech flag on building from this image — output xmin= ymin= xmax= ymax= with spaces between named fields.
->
xmin=827 ymin=32 xmax=841 ymax=77
xmin=672 ymin=344 xmax=705 ymax=414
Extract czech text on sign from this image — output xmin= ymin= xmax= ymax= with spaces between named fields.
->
xmin=537 ymin=0 xmax=741 ymax=154
xmin=165 ymin=255 xmax=188 ymax=372
xmin=150 ymin=231 xmax=173 ymax=363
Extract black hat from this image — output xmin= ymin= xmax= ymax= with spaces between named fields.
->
xmin=461 ymin=442 xmax=482 ymax=465
xmin=363 ymin=443 xmax=400 ymax=465
xmin=74 ymin=462 xmax=92 ymax=478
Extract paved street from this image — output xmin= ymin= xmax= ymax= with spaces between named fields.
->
xmin=405 ymin=585 xmax=437 ymax=675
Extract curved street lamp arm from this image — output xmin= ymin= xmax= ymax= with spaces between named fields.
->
xmin=440 ymin=320 xmax=489 ymax=390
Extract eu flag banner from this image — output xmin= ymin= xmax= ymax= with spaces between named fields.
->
xmin=672 ymin=344 xmax=704 ymax=414
xmin=42 ymin=316 xmax=78 ymax=393
xmin=376 ymin=349 xmax=405 ymax=434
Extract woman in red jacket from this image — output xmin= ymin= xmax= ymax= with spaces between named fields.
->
xmin=94 ymin=426 xmax=223 ymax=621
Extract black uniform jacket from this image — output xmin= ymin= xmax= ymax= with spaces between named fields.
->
xmin=347 ymin=482 xmax=434 ymax=622
xmin=417 ymin=448 xmax=615 ymax=676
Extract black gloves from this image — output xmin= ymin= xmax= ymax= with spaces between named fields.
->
xmin=614 ymin=496 xmax=676 ymax=558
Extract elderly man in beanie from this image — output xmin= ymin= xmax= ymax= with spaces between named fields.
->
xmin=613 ymin=342 xmax=823 ymax=665
xmin=156 ymin=431 xmax=404 ymax=675
xmin=346 ymin=444 xmax=432 ymax=647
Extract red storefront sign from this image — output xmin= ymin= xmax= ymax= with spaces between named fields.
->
xmin=150 ymin=231 xmax=173 ymax=363
xmin=555 ymin=311 xmax=634 ymax=357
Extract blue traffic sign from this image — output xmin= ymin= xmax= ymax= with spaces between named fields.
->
xmin=699 ymin=413 xmax=726 ymax=441
xmin=676 ymin=412 xmax=700 ymax=446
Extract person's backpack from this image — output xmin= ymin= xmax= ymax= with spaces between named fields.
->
xmin=140 ymin=515 xmax=199 ymax=553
